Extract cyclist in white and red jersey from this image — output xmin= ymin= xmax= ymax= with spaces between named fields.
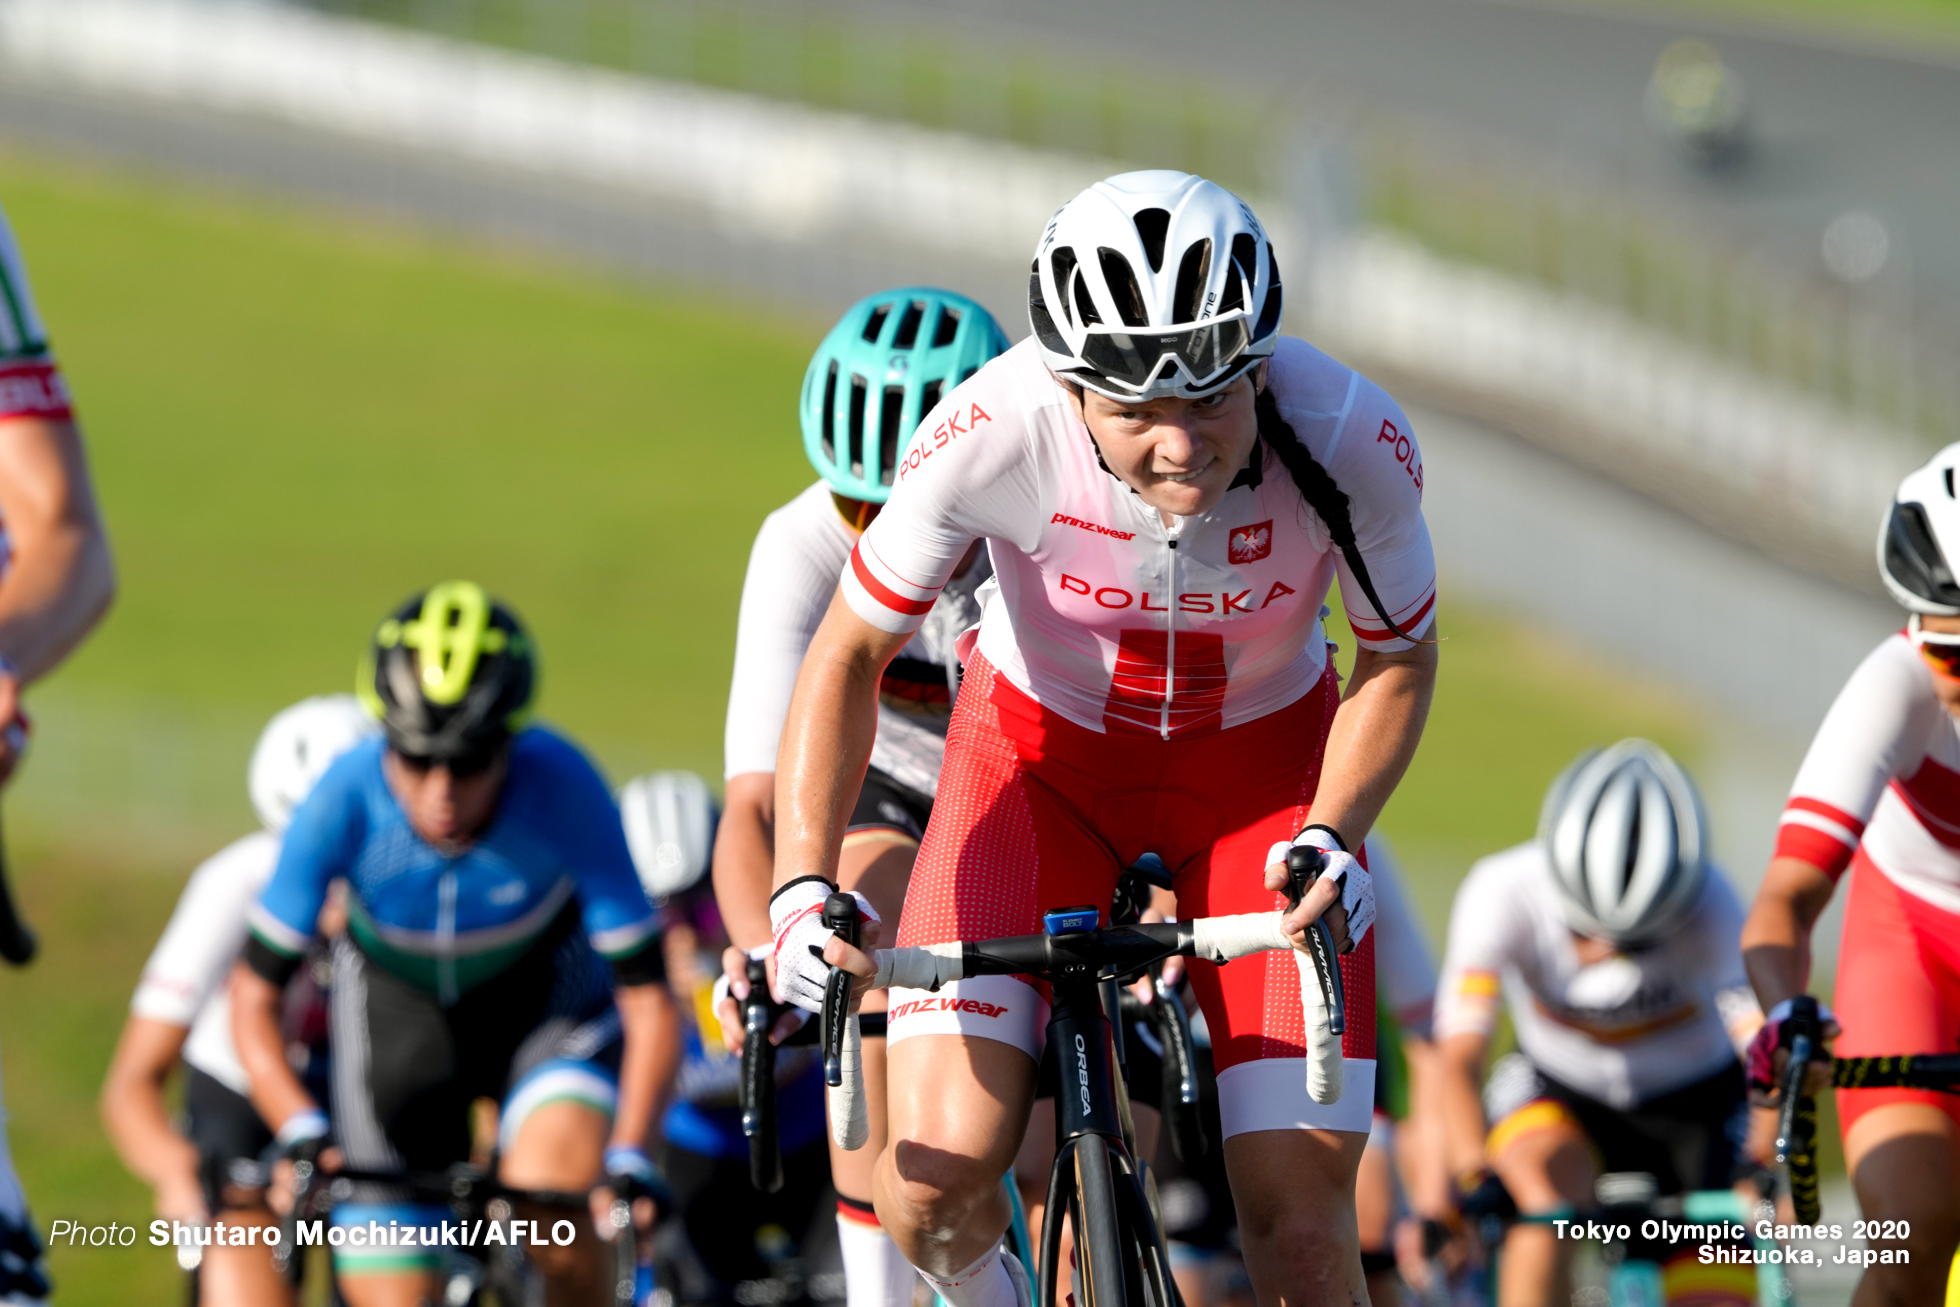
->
xmin=1742 ymin=445 xmax=1960 ymax=1304
xmin=100 ymin=695 xmax=376 ymax=1307
xmin=1437 ymin=741 xmax=1765 ymax=1307
xmin=0 ymin=201 xmax=116 ymax=1304
xmin=713 ymin=288 xmax=1007 ymax=1307
xmin=771 ymin=171 xmax=1439 ymax=1306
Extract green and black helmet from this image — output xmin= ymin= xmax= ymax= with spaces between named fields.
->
xmin=358 ymin=581 xmax=536 ymax=768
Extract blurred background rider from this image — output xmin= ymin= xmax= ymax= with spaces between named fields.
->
xmin=100 ymin=695 xmax=376 ymax=1307
xmin=0 ymin=198 xmax=117 ymax=1302
xmin=713 ymin=287 xmax=1006 ymax=1307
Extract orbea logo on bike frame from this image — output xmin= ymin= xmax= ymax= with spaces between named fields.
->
xmin=1229 ymin=520 xmax=1272 ymax=564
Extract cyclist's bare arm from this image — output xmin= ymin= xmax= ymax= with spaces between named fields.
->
xmin=230 ymin=962 xmax=318 ymax=1136
xmin=99 ymin=1016 xmax=205 ymax=1222
xmin=612 ymin=982 xmax=683 ymax=1149
xmin=0 ymin=416 xmax=114 ymax=680
xmin=1740 ymin=857 xmax=1837 ymax=1010
xmin=711 ymin=772 xmax=804 ymax=1052
xmin=714 ymin=773 xmax=776 ymax=952
xmin=1264 ymin=640 xmax=1438 ymax=946
xmin=1436 ymin=1030 xmax=1494 ymax=1183
xmin=773 ymin=592 xmax=910 ymax=901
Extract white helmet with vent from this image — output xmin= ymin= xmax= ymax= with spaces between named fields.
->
xmin=1028 ymin=171 xmax=1282 ymax=401
xmin=248 ymin=694 xmax=381 ymax=834
xmin=1538 ymin=739 xmax=1707 ymax=947
xmin=620 ymin=771 xmax=719 ymax=902
xmin=1879 ymin=443 xmax=1960 ymax=616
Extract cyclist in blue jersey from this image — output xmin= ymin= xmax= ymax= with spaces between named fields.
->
xmin=232 ymin=582 xmax=683 ymax=1307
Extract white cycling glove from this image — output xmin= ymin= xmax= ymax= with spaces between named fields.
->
xmin=769 ymin=877 xmax=880 ymax=1013
xmin=711 ymin=945 xmax=809 ymax=1043
xmin=1265 ymin=825 xmax=1375 ymax=948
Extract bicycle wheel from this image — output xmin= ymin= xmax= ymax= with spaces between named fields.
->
xmin=1069 ymin=1135 xmax=1136 ymax=1307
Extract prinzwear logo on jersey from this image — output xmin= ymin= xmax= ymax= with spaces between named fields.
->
xmin=889 ymin=996 xmax=1011 ymax=1021
xmin=1228 ymin=520 xmax=1273 ymax=564
xmin=1051 ymin=513 xmax=1136 ymax=542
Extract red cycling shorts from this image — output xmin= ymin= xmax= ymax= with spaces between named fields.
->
xmin=1833 ymin=850 xmax=1960 ymax=1136
xmin=889 ymin=652 xmax=1376 ymax=1136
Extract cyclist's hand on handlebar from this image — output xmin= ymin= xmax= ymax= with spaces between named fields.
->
xmin=1262 ymin=858 xmax=1351 ymax=953
xmin=714 ymin=946 xmax=807 ymax=1052
xmin=770 ymin=881 xmax=881 ymax=1011
xmin=1744 ymin=998 xmax=1840 ymax=1105
xmin=818 ymin=924 xmax=882 ymax=1005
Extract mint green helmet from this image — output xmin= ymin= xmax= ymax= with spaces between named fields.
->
xmin=801 ymin=288 xmax=1009 ymax=504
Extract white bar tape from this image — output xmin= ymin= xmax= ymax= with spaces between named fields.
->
xmin=1295 ymin=950 xmax=1344 ymax=1106
xmin=1190 ymin=913 xmax=1291 ymax=963
xmin=871 ymin=942 xmax=965 ymax=992
xmin=829 ymin=1015 xmax=869 ymax=1151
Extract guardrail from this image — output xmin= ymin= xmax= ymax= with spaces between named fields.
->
xmin=0 ymin=0 xmax=1942 ymax=580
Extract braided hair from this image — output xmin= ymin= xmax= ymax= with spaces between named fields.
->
xmin=1255 ymin=386 xmax=1428 ymax=645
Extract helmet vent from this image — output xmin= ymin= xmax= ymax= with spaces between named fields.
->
xmin=1098 ymin=248 xmax=1149 ymax=327
xmin=1252 ymin=246 xmax=1284 ymax=340
xmin=921 ymin=380 xmax=943 ymax=414
xmin=1029 ymin=270 xmax=1071 ymax=353
xmin=932 ymin=307 xmax=962 ymax=348
xmin=1885 ymin=501 xmax=1960 ymax=606
xmin=958 ymin=367 xmax=978 ymax=384
xmin=820 ymin=361 xmax=839 ymax=463
xmin=1947 ymin=467 xmax=1955 ymax=498
xmin=1172 ymin=239 xmax=1212 ymax=324
xmin=879 ymin=386 xmax=905 ymax=486
xmin=862 ymin=303 xmax=893 ymax=344
xmin=1220 ymin=263 xmax=1245 ymax=314
xmin=894 ymin=300 xmax=927 ymax=350
xmin=1050 ymin=248 xmax=1080 ymax=327
xmin=1231 ymin=233 xmax=1258 ymax=282
xmin=847 ymin=374 xmax=868 ymax=477
xmin=1132 ymin=208 xmax=1171 ymax=272
xmin=1071 ymin=269 xmax=1103 ymax=327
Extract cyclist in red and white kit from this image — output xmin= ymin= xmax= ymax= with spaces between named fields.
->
xmin=770 ymin=171 xmax=1439 ymax=1306
xmin=1743 ymin=445 xmax=1960 ymax=1304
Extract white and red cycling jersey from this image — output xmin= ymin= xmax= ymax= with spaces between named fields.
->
xmin=842 ymin=336 xmax=1437 ymax=737
xmin=0 ymin=205 xmax=71 ymax=426
xmin=1774 ymin=632 xmax=1960 ymax=1132
xmin=1776 ymin=633 xmax=1960 ymax=915
xmin=726 ymin=481 xmax=991 ymax=798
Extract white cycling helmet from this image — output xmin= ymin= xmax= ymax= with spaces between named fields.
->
xmin=620 ymin=771 xmax=719 ymax=901
xmin=1538 ymin=739 xmax=1707 ymax=947
xmin=1028 ymin=170 xmax=1283 ymax=401
xmin=1878 ymin=443 xmax=1960 ymax=616
xmin=248 ymin=693 xmax=381 ymax=834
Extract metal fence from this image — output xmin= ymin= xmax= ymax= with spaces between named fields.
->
xmin=294 ymin=0 xmax=1960 ymax=473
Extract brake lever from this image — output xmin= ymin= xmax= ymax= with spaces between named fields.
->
xmin=1285 ymin=845 xmax=1346 ymax=1037
xmin=740 ymin=955 xmax=783 ymax=1194
xmin=821 ymin=893 xmax=861 ymax=1087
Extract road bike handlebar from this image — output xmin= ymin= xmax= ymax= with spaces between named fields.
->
xmin=1776 ymin=995 xmax=1824 ymax=1224
xmin=740 ymin=955 xmax=784 ymax=1195
xmin=821 ymin=892 xmax=870 ymax=1151
xmin=824 ymin=904 xmax=1343 ymax=1149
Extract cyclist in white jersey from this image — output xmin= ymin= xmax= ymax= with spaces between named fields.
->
xmin=772 ymin=171 xmax=1439 ymax=1306
xmin=1742 ymin=445 xmax=1960 ymax=1304
xmin=1435 ymin=741 xmax=1765 ymax=1307
xmin=0 ymin=201 xmax=117 ymax=1304
xmin=100 ymin=696 xmax=377 ymax=1306
xmin=713 ymin=288 xmax=1008 ymax=1307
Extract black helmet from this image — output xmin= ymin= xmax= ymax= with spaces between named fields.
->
xmin=359 ymin=581 xmax=536 ymax=766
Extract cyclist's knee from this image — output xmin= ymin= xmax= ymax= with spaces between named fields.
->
xmin=883 ymin=1138 xmax=1007 ymax=1232
xmin=499 ymin=1100 xmax=608 ymax=1190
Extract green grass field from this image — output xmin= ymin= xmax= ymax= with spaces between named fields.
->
xmin=0 ymin=144 xmax=1716 ymax=1302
